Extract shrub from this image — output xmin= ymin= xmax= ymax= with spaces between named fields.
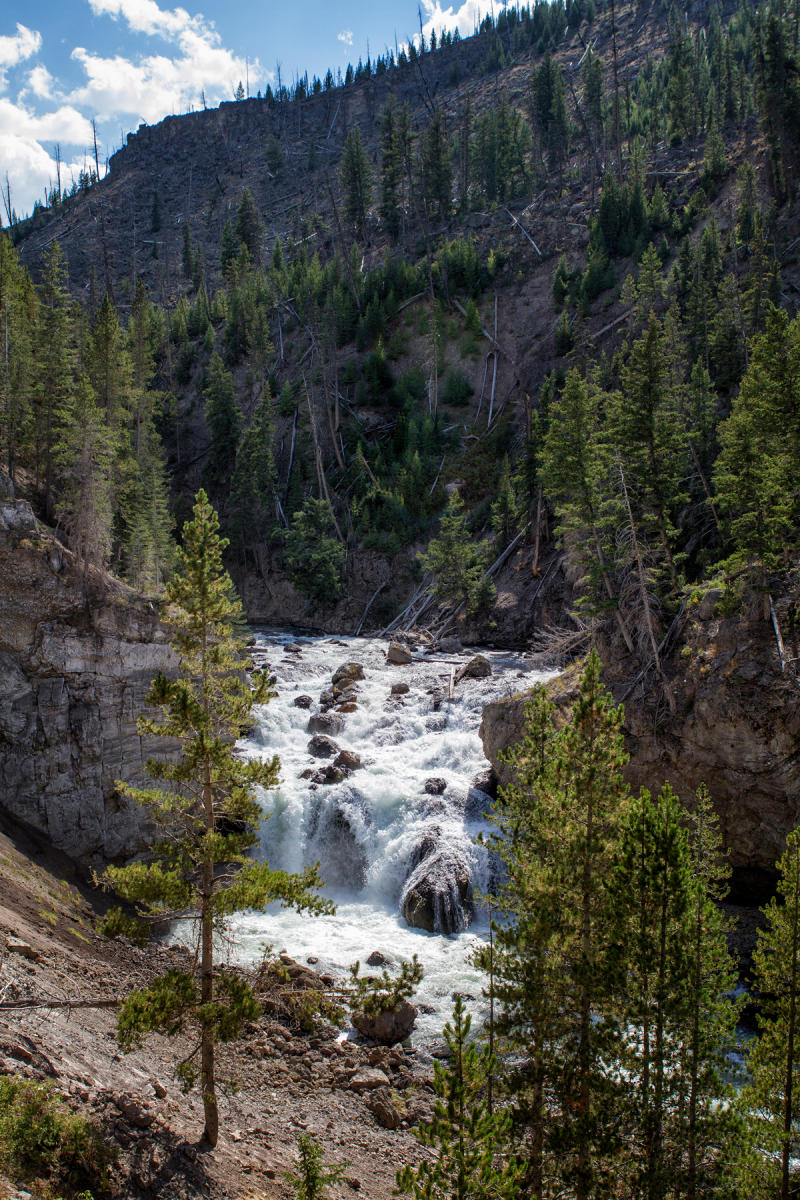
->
xmin=0 ymin=1076 xmax=112 ymax=1197
xmin=440 ymin=367 xmax=473 ymax=407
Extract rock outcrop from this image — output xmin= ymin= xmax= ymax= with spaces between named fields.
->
xmin=480 ymin=589 xmax=800 ymax=885
xmin=0 ymin=502 xmax=175 ymax=862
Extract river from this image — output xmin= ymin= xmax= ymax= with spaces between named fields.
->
xmin=227 ymin=630 xmax=554 ymax=1043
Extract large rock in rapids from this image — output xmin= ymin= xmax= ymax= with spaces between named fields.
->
xmin=480 ymin=590 xmax=800 ymax=884
xmin=307 ymin=710 xmax=345 ymax=736
xmin=401 ymin=840 xmax=474 ymax=934
xmin=332 ymin=661 xmax=365 ymax=688
xmin=455 ymin=654 xmax=492 ymax=682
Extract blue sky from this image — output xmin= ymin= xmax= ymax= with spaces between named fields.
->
xmin=1 ymin=0 xmax=502 ymax=220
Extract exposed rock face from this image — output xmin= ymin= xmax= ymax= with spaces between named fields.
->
xmin=480 ymin=592 xmax=800 ymax=880
xmin=0 ymin=504 xmax=175 ymax=862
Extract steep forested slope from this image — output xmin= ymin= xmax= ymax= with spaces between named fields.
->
xmin=2 ymin=0 xmax=799 ymax=674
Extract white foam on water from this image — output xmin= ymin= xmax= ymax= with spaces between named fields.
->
xmin=227 ymin=630 xmax=556 ymax=1043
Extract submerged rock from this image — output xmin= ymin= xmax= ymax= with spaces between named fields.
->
xmin=306 ymin=787 xmax=372 ymax=889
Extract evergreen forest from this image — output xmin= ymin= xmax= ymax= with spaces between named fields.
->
xmin=1 ymin=0 xmax=800 ymax=1193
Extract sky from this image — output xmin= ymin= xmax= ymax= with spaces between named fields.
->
xmin=1 ymin=0 xmax=508 ymax=220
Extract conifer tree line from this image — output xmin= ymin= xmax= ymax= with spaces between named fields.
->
xmin=3 ymin=0 xmax=800 ymax=629
xmin=396 ymin=655 xmax=800 ymax=1200
xmin=0 ymin=237 xmax=173 ymax=591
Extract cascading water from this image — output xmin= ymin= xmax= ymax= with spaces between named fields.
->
xmin=229 ymin=630 xmax=555 ymax=1041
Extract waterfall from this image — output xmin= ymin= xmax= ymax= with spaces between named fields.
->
xmin=230 ymin=631 xmax=555 ymax=1040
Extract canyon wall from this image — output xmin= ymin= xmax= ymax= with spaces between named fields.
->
xmin=0 ymin=500 xmax=175 ymax=862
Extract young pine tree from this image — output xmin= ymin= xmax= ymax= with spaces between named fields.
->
xmin=419 ymin=488 xmax=495 ymax=617
xmin=396 ymin=996 xmax=521 ymax=1200
xmin=102 ymin=491 xmax=334 ymax=1147
xmin=740 ymin=828 xmax=800 ymax=1200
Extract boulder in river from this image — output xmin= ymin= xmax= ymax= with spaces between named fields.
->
xmin=334 ymin=749 xmax=362 ymax=771
xmin=423 ymin=777 xmax=447 ymax=795
xmin=387 ymin=643 xmax=412 ymax=665
xmin=332 ymin=662 xmax=365 ymax=688
xmin=401 ymin=846 xmax=474 ymax=934
xmin=307 ymin=734 xmax=340 ymax=759
xmin=455 ymin=654 xmax=492 ymax=682
xmin=308 ymin=711 xmax=345 ymax=736
xmin=293 ymin=694 xmax=313 ymax=709
xmin=390 ymin=682 xmax=410 ymax=696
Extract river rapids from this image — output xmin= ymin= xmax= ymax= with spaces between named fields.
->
xmin=228 ymin=631 xmax=555 ymax=1042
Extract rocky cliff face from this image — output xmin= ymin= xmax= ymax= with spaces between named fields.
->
xmin=480 ymin=588 xmax=800 ymax=887
xmin=0 ymin=501 xmax=175 ymax=862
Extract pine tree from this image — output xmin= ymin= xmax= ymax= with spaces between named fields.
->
xmin=284 ymin=497 xmax=344 ymax=602
xmin=339 ymin=129 xmax=372 ymax=237
xmin=678 ymin=785 xmax=743 ymax=1200
xmin=380 ymin=103 xmax=402 ymax=241
xmin=56 ymin=375 xmax=113 ymax=587
xmin=486 ymin=655 xmax=631 ymax=1199
xmin=541 ymin=370 xmax=635 ymax=652
xmin=396 ymin=997 xmax=522 ymax=1200
xmin=34 ymin=241 xmax=77 ymax=519
xmin=0 ymin=234 xmax=37 ymax=486
xmin=481 ymin=686 xmax=566 ymax=1196
xmin=608 ymin=784 xmax=694 ymax=1199
xmin=419 ymin=489 xmax=495 ymax=617
xmin=102 ymin=492 xmax=333 ymax=1147
xmin=202 ymin=353 xmax=241 ymax=507
xmin=235 ymin=188 xmax=265 ymax=264
xmin=713 ymin=306 xmax=800 ymax=592
xmin=739 ymin=829 xmax=800 ymax=1200
xmin=229 ymin=385 xmax=277 ymax=558
xmin=420 ymin=107 xmax=452 ymax=218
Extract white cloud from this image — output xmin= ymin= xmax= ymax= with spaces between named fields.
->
xmin=68 ymin=0 xmax=265 ymax=121
xmin=337 ymin=30 xmax=354 ymax=46
xmin=418 ymin=0 xmax=506 ymax=42
xmin=0 ymin=23 xmax=42 ymax=91
xmin=0 ymin=23 xmax=42 ymax=70
xmin=25 ymin=65 xmax=56 ymax=100
xmin=3 ymin=0 xmax=268 ymax=218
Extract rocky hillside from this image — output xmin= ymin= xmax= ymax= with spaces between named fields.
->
xmin=481 ymin=581 xmax=800 ymax=893
xmin=0 ymin=493 xmax=175 ymax=863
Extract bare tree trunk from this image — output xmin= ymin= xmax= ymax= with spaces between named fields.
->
xmin=618 ymin=457 xmax=675 ymax=712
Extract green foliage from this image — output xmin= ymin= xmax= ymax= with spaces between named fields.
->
xmin=419 ymin=489 xmax=495 ymax=617
xmin=286 ymin=1134 xmax=347 ymax=1200
xmin=340 ymin=128 xmax=372 ymax=235
xmin=103 ymin=492 xmax=334 ymax=1146
xmin=396 ymin=997 xmax=522 ymax=1200
xmin=714 ymin=305 xmax=800 ymax=582
xmin=440 ymin=367 xmax=473 ymax=408
xmin=0 ymin=1076 xmax=112 ymax=1198
xmin=202 ymin=353 xmax=241 ymax=506
xmin=348 ymin=954 xmax=423 ymax=1018
xmin=739 ymin=828 xmax=800 ymax=1199
xmin=284 ymin=497 xmax=345 ymax=602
